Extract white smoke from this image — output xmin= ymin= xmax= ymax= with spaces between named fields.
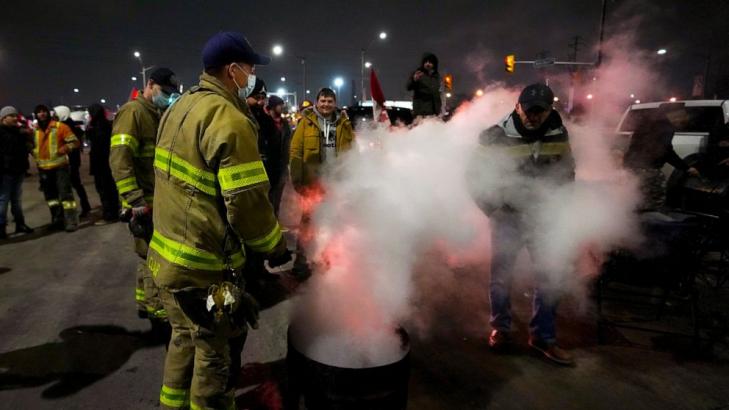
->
xmin=289 ymin=34 xmax=653 ymax=366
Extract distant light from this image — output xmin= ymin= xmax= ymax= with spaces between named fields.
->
xmin=131 ymin=76 xmax=137 ymax=81
xmin=446 ymin=92 xmax=452 ymax=98
xmin=586 ymin=94 xmax=593 ymax=100
xmin=553 ymin=97 xmax=559 ymax=102
xmin=306 ymin=90 xmax=311 ymax=94
xmin=669 ymin=97 xmax=677 ymax=102
xmin=657 ymin=49 xmax=667 ymax=55
xmin=364 ymin=61 xmax=372 ymax=68
xmin=133 ymin=51 xmax=141 ymax=58
xmin=272 ymin=45 xmax=283 ymax=56
xmin=379 ymin=32 xmax=387 ymax=40
xmin=277 ymin=88 xmax=286 ymax=95
xmin=73 ymin=88 xmax=79 ymax=93
xmin=281 ymin=76 xmax=286 ymax=82
xmin=629 ymin=93 xmax=635 ymax=98
xmin=334 ymin=77 xmax=344 ymax=87
xmin=100 ymin=98 xmax=106 ymax=103
xmin=475 ymin=89 xmax=484 ymax=97
xmin=635 ymin=99 xmax=641 ymax=104
xmin=592 ymin=77 xmax=597 ymax=81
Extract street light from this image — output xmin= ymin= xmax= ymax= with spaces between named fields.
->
xmin=133 ymin=50 xmax=154 ymax=87
xmin=587 ymin=94 xmax=594 ymax=100
xmin=657 ymin=49 xmax=667 ymax=55
xmin=334 ymin=77 xmax=344 ymax=97
xmin=73 ymin=88 xmax=79 ymax=93
xmin=281 ymin=76 xmax=286 ymax=82
xmin=277 ymin=88 xmax=286 ymax=96
xmin=131 ymin=76 xmax=137 ymax=81
xmin=475 ymin=89 xmax=484 ymax=97
xmin=272 ymin=44 xmax=283 ymax=56
xmin=669 ymin=97 xmax=677 ymax=102
xmin=361 ymin=31 xmax=387 ymax=102
xmin=100 ymin=98 xmax=106 ymax=104
xmin=364 ymin=61 xmax=372 ymax=68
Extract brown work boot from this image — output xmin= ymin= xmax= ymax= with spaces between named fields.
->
xmin=488 ymin=329 xmax=512 ymax=351
xmin=529 ymin=337 xmax=575 ymax=366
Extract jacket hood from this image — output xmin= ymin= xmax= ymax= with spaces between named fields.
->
xmin=421 ymin=53 xmax=439 ymax=73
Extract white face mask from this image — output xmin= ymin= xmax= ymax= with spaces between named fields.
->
xmin=231 ymin=64 xmax=256 ymax=100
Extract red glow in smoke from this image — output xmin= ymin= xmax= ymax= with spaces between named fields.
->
xmin=297 ymin=183 xmax=326 ymax=215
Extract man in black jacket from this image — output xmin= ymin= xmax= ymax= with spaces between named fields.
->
xmin=266 ymin=95 xmax=292 ymax=216
xmin=623 ymin=104 xmax=700 ymax=210
xmin=0 ymin=106 xmax=34 ymax=238
xmin=471 ymin=84 xmax=575 ymax=365
xmin=406 ymin=53 xmax=442 ymax=119
xmin=86 ymin=104 xmax=118 ymax=223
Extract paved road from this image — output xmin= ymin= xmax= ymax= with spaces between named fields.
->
xmin=1 ymin=156 xmax=728 ymax=409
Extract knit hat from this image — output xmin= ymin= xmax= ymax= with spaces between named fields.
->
xmin=0 ymin=106 xmax=18 ymax=119
xmin=202 ymin=31 xmax=271 ymax=69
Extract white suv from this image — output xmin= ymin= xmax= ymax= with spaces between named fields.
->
xmin=616 ymin=100 xmax=729 ymax=171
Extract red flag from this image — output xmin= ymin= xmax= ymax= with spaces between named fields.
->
xmin=369 ymin=69 xmax=385 ymax=106
xmin=128 ymin=87 xmax=139 ymax=101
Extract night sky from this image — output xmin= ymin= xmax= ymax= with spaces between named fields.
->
xmin=0 ymin=0 xmax=726 ymax=113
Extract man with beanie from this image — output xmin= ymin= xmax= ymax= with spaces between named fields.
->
xmin=111 ymin=67 xmax=179 ymax=323
xmin=469 ymin=83 xmax=575 ymax=365
xmin=406 ymin=52 xmax=443 ymax=119
xmin=266 ymin=95 xmax=292 ymax=216
xmin=0 ymin=106 xmax=33 ymax=238
xmin=148 ymin=31 xmax=291 ymax=410
xmin=32 ymin=104 xmax=80 ymax=231
xmin=54 ymin=105 xmax=92 ymax=217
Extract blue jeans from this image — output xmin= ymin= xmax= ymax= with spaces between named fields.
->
xmin=489 ymin=211 xmax=560 ymax=344
xmin=0 ymin=173 xmax=26 ymax=226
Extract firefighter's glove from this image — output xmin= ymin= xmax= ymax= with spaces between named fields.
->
xmin=267 ymin=248 xmax=293 ymax=269
xmin=128 ymin=205 xmax=153 ymax=242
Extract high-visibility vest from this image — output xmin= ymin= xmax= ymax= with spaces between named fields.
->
xmin=33 ymin=121 xmax=78 ymax=170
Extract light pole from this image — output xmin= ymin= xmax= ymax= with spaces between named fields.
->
xmin=360 ymin=31 xmax=387 ymax=103
xmin=296 ymin=56 xmax=307 ymax=103
xmin=334 ymin=77 xmax=344 ymax=98
xmin=133 ymin=51 xmax=154 ymax=87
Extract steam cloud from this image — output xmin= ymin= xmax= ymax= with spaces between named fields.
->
xmin=288 ymin=33 xmax=657 ymax=368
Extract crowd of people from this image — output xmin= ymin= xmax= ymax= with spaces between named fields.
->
xmin=3 ymin=27 xmax=721 ymax=409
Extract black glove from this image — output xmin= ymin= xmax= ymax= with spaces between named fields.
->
xmin=233 ymin=291 xmax=260 ymax=330
xmin=267 ymin=248 xmax=293 ymax=268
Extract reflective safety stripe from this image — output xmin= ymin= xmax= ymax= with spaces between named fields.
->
xmin=503 ymin=142 xmax=569 ymax=158
xmin=116 ymin=177 xmax=139 ymax=194
xmin=154 ymin=148 xmax=217 ymax=196
xmin=62 ymin=200 xmax=77 ymax=210
xmin=37 ymin=156 xmax=69 ymax=169
xmin=111 ymin=134 xmax=140 ymax=156
xmin=245 ymin=223 xmax=282 ymax=253
xmin=33 ymin=130 xmax=40 ymax=158
xmin=135 ymin=288 xmax=145 ymax=302
xmin=33 ymin=125 xmax=66 ymax=168
xmin=217 ymin=160 xmax=269 ymax=192
xmin=159 ymin=385 xmax=189 ymax=408
xmin=47 ymin=199 xmax=60 ymax=207
xmin=149 ymin=230 xmax=244 ymax=271
xmin=146 ymin=307 xmax=168 ymax=319
xmin=120 ymin=195 xmax=153 ymax=209
xmin=539 ymin=142 xmax=570 ymax=155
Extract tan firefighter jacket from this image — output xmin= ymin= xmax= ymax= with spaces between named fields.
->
xmin=147 ymin=72 xmax=285 ymax=290
xmin=110 ymin=96 xmax=161 ymax=208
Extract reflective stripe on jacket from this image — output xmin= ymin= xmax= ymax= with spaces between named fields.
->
xmin=110 ymin=97 xmax=160 ymax=208
xmin=148 ymin=72 xmax=285 ymax=290
xmin=32 ymin=121 xmax=78 ymax=170
xmin=289 ymin=107 xmax=354 ymax=190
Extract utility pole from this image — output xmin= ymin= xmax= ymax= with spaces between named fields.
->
xmin=567 ymin=36 xmax=584 ymax=66
xmin=596 ymin=0 xmax=608 ymax=67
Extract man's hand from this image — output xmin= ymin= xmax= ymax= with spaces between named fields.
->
xmin=687 ymin=167 xmax=701 ymax=177
xmin=131 ymin=205 xmax=152 ymax=220
xmin=267 ymin=248 xmax=293 ymax=269
xmin=718 ymin=158 xmax=729 ymax=167
xmin=413 ymin=70 xmax=424 ymax=81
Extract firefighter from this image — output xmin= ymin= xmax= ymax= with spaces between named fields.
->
xmin=32 ymin=105 xmax=80 ymax=231
xmin=110 ymin=67 xmax=179 ymax=322
xmin=147 ymin=31 xmax=291 ymax=409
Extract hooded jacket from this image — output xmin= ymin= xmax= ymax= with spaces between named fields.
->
xmin=289 ymin=106 xmax=354 ymax=190
xmin=406 ymin=53 xmax=442 ymax=117
xmin=147 ymin=72 xmax=285 ymax=290
xmin=0 ymin=124 xmax=32 ymax=175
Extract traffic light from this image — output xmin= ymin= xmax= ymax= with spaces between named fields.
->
xmin=443 ymin=73 xmax=453 ymax=91
xmin=505 ymin=54 xmax=516 ymax=73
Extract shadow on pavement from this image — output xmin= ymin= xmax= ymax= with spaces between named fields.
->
xmin=0 ymin=324 xmax=166 ymax=399
xmin=0 ymin=267 xmax=10 ymax=275
xmin=0 ymin=219 xmax=100 ymax=246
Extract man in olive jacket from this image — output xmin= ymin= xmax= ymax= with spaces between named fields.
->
xmin=406 ymin=52 xmax=443 ymax=118
xmin=148 ymin=31 xmax=290 ymax=410
xmin=289 ymin=87 xmax=354 ymax=278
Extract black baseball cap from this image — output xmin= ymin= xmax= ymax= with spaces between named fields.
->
xmin=518 ymin=83 xmax=554 ymax=112
xmin=149 ymin=67 xmax=179 ymax=94
xmin=202 ymin=31 xmax=271 ymax=69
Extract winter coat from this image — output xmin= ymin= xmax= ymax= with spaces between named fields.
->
xmin=110 ymin=95 xmax=161 ymax=208
xmin=0 ymin=124 xmax=31 ymax=175
xmin=86 ymin=117 xmax=113 ymax=176
xmin=623 ymin=118 xmax=688 ymax=171
xmin=406 ymin=53 xmax=442 ymax=117
xmin=32 ymin=120 xmax=79 ymax=170
xmin=148 ymin=72 xmax=284 ymax=290
xmin=289 ymin=106 xmax=354 ymax=190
